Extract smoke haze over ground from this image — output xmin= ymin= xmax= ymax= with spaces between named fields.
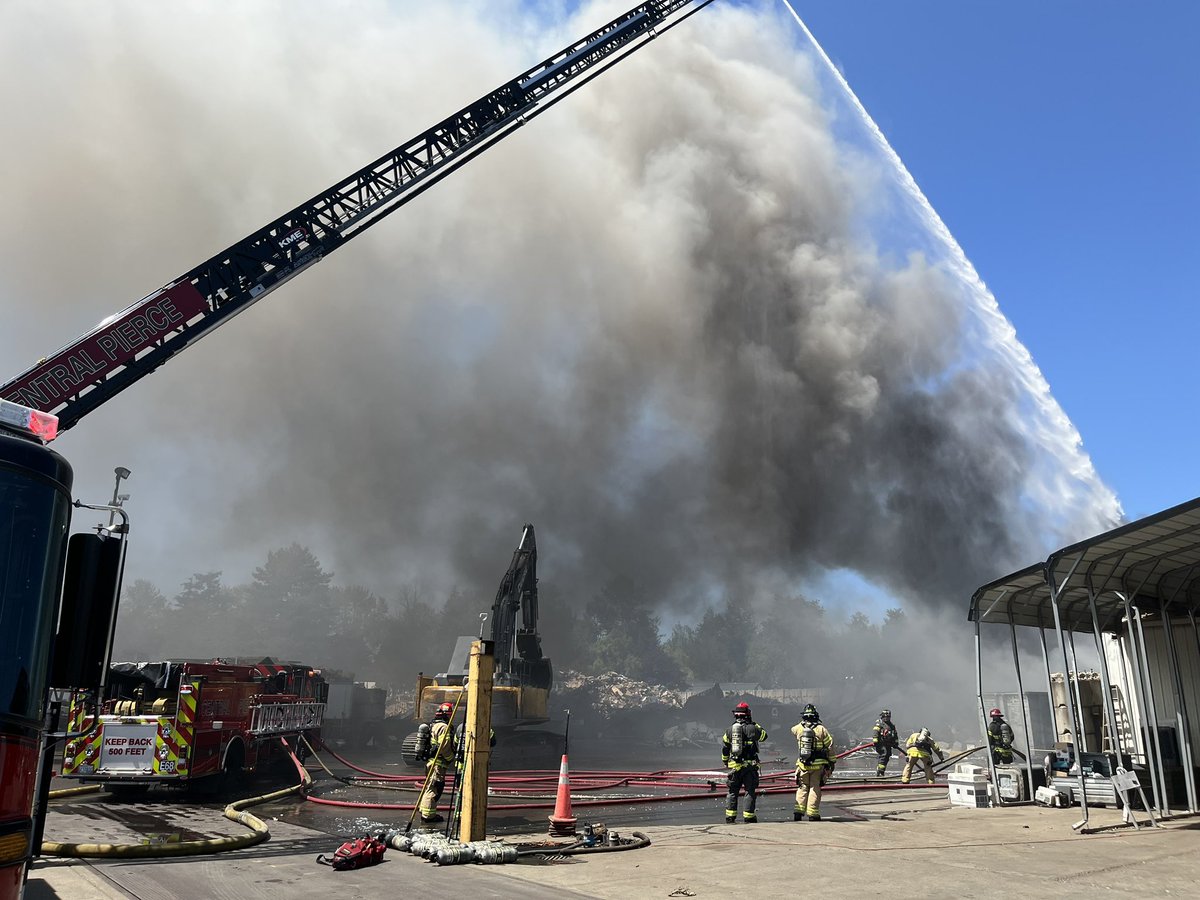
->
xmin=0 ymin=1 xmax=1119 ymax=640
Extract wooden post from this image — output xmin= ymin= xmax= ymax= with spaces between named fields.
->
xmin=459 ymin=639 xmax=494 ymax=842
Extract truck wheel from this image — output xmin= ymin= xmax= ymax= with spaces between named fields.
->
xmin=222 ymin=741 xmax=246 ymax=788
xmin=197 ymin=741 xmax=246 ymax=797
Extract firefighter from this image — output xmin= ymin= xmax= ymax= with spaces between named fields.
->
xmin=872 ymin=708 xmax=900 ymax=777
xmin=902 ymin=726 xmax=945 ymax=784
xmin=720 ymin=702 xmax=768 ymax=823
xmin=987 ymin=708 xmax=1015 ymax=766
xmin=416 ymin=702 xmax=456 ymax=824
xmin=792 ymin=703 xmax=834 ymax=821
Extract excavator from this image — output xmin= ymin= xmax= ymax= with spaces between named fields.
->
xmin=403 ymin=524 xmax=554 ymax=765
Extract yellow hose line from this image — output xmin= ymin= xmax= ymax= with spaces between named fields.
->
xmin=47 ymin=785 xmax=102 ymax=800
xmin=42 ymin=742 xmax=313 ymax=859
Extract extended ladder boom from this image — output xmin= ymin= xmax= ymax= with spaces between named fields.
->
xmin=2 ymin=0 xmax=714 ymax=434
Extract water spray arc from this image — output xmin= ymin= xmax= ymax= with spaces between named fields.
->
xmin=778 ymin=0 xmax=1120 ymax=536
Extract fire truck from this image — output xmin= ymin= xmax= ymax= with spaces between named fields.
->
xmin=0 ymin=2 xmax=714 ymax=895
xmin=61 ymin=661 xmax=326 ymax=792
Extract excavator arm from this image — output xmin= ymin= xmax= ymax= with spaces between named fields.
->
xmin=490 ymin=524 xmax=552 ymax=690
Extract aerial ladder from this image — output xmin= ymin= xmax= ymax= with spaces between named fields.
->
xmin=1 ymin=0 xmax=716 ymax=433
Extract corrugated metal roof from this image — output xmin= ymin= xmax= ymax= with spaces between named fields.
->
xmin=968 ymin=496 xmax=1200 ymax=633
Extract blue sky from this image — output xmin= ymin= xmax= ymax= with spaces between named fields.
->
xmin=791 ymin=0 xmax=1199 ymax=524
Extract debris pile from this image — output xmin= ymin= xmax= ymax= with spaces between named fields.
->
xmin=384 ymin=692 xmax=415 ymax=720
xmin=554 ymin=670 xmax=685 ymax=719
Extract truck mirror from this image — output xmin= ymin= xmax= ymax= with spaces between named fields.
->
xmin=51 ymin=532 xmax=124 ymax=690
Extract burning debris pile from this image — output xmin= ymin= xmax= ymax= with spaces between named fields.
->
xmin=554 ymin=670 xmax=685 ymax=720
xmin=552 ymin=670 xmax=695 ymax=746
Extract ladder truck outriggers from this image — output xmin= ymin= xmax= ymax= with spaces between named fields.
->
xmin=0 ymin=2 xmax=715 ymax=896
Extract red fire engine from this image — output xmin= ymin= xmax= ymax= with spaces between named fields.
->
xmin=62 ymin=661 xmax=325 ymax=790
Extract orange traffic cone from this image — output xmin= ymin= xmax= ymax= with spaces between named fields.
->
xmin=548 ymin=753 xmax=577 ymax=836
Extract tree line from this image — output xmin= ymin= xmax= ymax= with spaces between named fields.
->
xmin=113 ymin=544 xmax=915 ymax=691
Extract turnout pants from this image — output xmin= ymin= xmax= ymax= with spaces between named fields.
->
xmin=725 ymin=766 xmax=760 ymax=820
xmin=876 ymin=744 xmax=895 ymax=775
xmin=902 ymin=755 xmax=934 ymax=784
xmin=795 ymin=767 xmax=826 ymax=818
xmin=418 ymin=763 xmax=448 ymax=820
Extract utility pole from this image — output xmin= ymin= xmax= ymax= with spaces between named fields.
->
xmin=458 ymin=639 xmax=495 ymax=842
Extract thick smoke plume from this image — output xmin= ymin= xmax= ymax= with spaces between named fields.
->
xmin=0 ymin=1 xmax=1118 ymax=623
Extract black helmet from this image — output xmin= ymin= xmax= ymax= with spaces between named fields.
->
xmin=880 ymin=709 xmax=892 ymax=719
xmin=802 ymin=703 xmax=819 ymax=722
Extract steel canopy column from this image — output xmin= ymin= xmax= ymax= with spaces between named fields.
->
xmin=976 ymin=589 xmax=1009 ymax=806
xmin=1128 ymin=596 xmax=1169 ymax=814
xmin=1119 ymin=595 xmax=1162 ymax=813
xmin=1158 ymin=572 xmax=1197 ymax=812
xmin=1086 ymin=588 xmax=1121 ymax=764
xmin=1065 ymin=627 xmax=1089 ymax=753
xmin=1038 ymin=625 xmax=1057 ymax=745
xmin=1049 ymin=554 xmax=1088 ymax=829
xmin=1008 ymin=612 xmax=1035 ymax=803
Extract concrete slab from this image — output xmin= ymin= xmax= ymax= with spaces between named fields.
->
xmin=28 ymin=787 xmax=1200 ymax=899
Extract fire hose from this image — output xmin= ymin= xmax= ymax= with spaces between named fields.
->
xmin=295 ymin=741 xmax=986 ymax=813
xmin=40 ymin=737 xmax=311 ymax=859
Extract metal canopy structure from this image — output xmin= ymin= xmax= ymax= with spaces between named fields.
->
xmin=969 ymin=496 xmax=1200 ymax=634
xmin=967 ymin=495 xmax=1200 ymax=829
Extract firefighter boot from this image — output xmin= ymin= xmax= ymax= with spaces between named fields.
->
xmin=743 ymin=812 xmax=757 ymax=824
xmin=793 ymin=810 xmax=804 ymax=822
xmin=725 ymin=810 xmax=736 ymax=824
xmin=807 ymin=812 xmax=821 ymax=821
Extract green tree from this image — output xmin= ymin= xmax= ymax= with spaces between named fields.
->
xmin=325 ymin=584 xmax=388 ymax=676
xmin=584 ymin=577 xmax=682 ymax=685
xmin=243 ymin=544 xmax=335 ymax=661
xmin=172 ymin=572 xmax=238 ymax=656
xmin=751 ymin=594 xmax=829 ymax=686
xmin=112 ymin=578 xmax=168 ymax=660
xmin=372 ymin=584 xmax=446 ymax=688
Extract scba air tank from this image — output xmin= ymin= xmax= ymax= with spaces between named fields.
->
xmin=730 ymin=722 xmax=745 ymax=760
xmin=798 ymin=725 xmax=815 ymax=763
xmin=415 ymin=722 xmax=432 ymax=760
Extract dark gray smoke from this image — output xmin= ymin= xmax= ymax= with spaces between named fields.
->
xmin=0 ymin=1 xmax=1118 ymax=620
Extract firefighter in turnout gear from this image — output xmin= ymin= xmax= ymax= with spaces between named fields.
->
xmin=417 ymin=702 xmax=457 ymax=824
xmin=721 ymin=702 xmax=768 ymax=823
xmin=792 ymin=704 xmax=835 ymax=821
xmin=902 ymin=727 xmax=945 ymax=784
xmin=987 ymin=708 xmax=1015 ymax=765
xmin=872 ymin=708 xmax=900 ymax=777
